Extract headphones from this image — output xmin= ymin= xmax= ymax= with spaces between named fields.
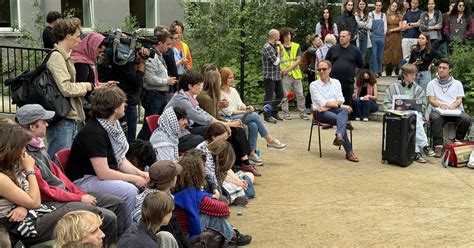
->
xmin=400 ymin=81 xmax=413 ymax=89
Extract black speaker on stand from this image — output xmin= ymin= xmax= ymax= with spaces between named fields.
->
xmin=381 ymin=112 xmax=417 ymax=167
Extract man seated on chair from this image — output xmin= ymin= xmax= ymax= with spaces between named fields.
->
xmin=309 ymin=60 xmax=359 ymax=162
xmin=383 ymin=63 xmax=435 ymax=163
xmin=15 ymin=104 xmax=126 ymax=245
xmin=426 ymin=58 xmax=471 ymax=158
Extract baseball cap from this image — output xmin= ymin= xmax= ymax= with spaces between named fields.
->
xmin=16 ymin=104 xmax=55 ymax=125
xmin=149 ymin=160 xmax=183 ymax=188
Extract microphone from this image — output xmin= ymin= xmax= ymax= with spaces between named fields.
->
xmin=257 ymin=104 xmax=272 ymax=115
xmin=277 ymin=91 xmax=295 ymax=107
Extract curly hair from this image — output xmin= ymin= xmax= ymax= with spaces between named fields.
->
xmin=208 ymin=140 xmax=235 ymax=181
xmin=54 ymin=210 xmax=103 ymax=247
xmin=175 ymin=149 xmax=206 ymax=192
xmin=452 ymin=0 xmax=471 ymax=18
xmin=355 ymin=70 xmax=377 ymax=87
xmin=0 ymin=124 xmax=32 ymax=187
xmin=52 ymin=18 xmax=81 ymax=42
xmin=90 ymin=86 xmax=127 ymax=119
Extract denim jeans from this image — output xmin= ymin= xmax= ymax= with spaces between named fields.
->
xmin=125 ymin=104 xmax=138 ymax=141
xmin=358 ymin=31 xmax=369 ymax=59
xmin=46 ymin=118 xmax=78 ymax=159
xmin=315 ymin=108 xmax=352 ymax=154
xmin=370 ymin=35 xmax=385 ymax=74
xmin=231 ymin=112 xmax=269 ymax=151
xmin=137 ymin=90 xmax=168 ymax=140
xmin=199 ymin=214 xmax=234 ymax=241
xmin=352 ymin=98 xmax=378 ymax=118
xmin=416 ymin=70 xmax=431 ymax=91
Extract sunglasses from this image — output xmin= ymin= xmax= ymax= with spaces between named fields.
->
xmin=317 ymin=68 xmax=329 ymax=72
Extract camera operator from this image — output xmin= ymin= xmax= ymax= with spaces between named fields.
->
xmin=105 ymin=43 xmax=149 ymax=141
xmin=137 ymin=30 xmax=177 ymax=140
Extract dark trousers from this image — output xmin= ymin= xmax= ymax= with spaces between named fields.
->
xmin=340 ymin=82 xmax=355 ymax=106
xmin=178 ymin=126 xmax=207 ymax=153
xmin=430 ymin=111 xmax=471 ymax=146
xmin=305 ymin=70 xmax=316 ymax=109
xmin=228 ymin=126 xmax=252 ymax=165
xmin=137 ymin=89 xmax=168 ymax=140
xmin=263 ymin=78 xmax=283 ymax=117
xmin=352 ymin=98 xmax=378 ymax=118
xmin=90 ymin=192 xmax=126 ymax=238
xmin=124 ymin=104 xmax=138 ymax=141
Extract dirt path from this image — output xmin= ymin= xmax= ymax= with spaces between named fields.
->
xmin=228 ymin=116 xmax=474 ymax=247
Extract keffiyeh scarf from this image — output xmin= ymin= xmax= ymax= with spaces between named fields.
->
xmin=97 ymin=118 xmax=129 ymax=167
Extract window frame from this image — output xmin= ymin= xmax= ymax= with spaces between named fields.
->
xmin=0 ymin=0 xmax=21 ymax=33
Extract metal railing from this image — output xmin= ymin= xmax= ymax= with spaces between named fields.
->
xmin=0 ymin=45 xmax=50 ymax=114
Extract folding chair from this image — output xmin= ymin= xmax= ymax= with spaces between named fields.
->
xmin=307 ymin=112 xmax=353 ymax=158
xmin=146 ymin=114 xmax=160 ymax=133
xmin=55 ymin=147 xmax=71 ymax=173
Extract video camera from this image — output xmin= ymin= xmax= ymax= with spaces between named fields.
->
xmin=101 ymin=29 xmax=157 ymax=66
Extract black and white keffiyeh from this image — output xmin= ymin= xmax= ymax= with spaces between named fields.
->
xmin=97 ymin=118 xmax=129 ymax=167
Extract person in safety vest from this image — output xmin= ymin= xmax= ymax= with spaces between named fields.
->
xmin=278 ymin=27 xmax=309 ymax=120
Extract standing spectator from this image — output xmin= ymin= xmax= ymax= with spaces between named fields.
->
xmin=339 ymin=1 xmax=358 ymax=45
xmin=370 ymin=1 xmax=387 ymax=77
xmin=169 ymin=27 xmax=187 ymax=80
xmin=419 ymin=0 xmax=443 ymax=52
xmin=46 ymin=18 xmax=94 ymax=159
xmin=352 ymin=70 xmax=378 ymax=121
xmin=261 ymin=29 xmax=284 ymax=124
xmin=325 ymin=30 xmax=364 ymax=106
xmin=66 ymin=87 xmax=149 ymax=229
xmin=54 ymin=210 xmax=105 ymax=247
xmin=315 ymin=7 xmax=339 ymax=41
xmin=137 ymin=31 xmax=176 ymax=141
xmin=402 ymin=0 xmax=411 ymax=15
xmin=42 ymin=11 xmax=62 ymax=49
xmin=440 ymin=1 xmax=457 ymax=56
xmin=383 ymin=1 xmax=403 ymax=77
xmin=383 ymin=63 xmax=435 ymax=163
xmin=426 ymin=58 xmax=471 ymax=157
xmin=170 ymin=20 xmax=192 ymax=70
xmin=355 ymin=0 xmax=372 ymax=60
xmin=444 ymin=0 xmax=474 ymax=43
xmin=278 ymin=27 xmax=308 ymax=120
xmin=316 ymin=34 xmax=337 ymax=62
xmin=310 ymin=60 xmax=359 ymax=162
xmin=302 ymin=34 xmax=322 ymax=113
xmin=105 ymin=47 xmax=148 ymax=142
xmin=154 ymin=26 xmax=179 ymax=100
xmin=409 ymin=32 xmax=442 ymax=91
xmin=401 ymin=0 xmax=422 ymax=61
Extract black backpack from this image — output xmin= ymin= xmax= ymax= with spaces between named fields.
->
xmin=4 ymin=50 xmax=71 ymax=121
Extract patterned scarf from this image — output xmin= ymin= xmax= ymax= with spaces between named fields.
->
xmin=151 ymin=107 xmax=180 ymax=161
xmin=97 ymin=118 xmax=129 ymax=167
xmin=436 ymin=75 xmax=453 ymax=86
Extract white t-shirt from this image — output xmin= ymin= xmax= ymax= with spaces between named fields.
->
xmin=426 ymin=77 xmax=464 ymax=111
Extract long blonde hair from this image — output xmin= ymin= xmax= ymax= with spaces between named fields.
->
xmin=54 ymin=210 xmax=102 ymax=248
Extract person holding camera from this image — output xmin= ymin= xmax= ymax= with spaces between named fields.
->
xmin=137 ymin=31 xmax=176 ymax=141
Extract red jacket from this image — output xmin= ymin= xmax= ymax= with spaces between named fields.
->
xmin=34 ymin=162 xmax=86 ymax=202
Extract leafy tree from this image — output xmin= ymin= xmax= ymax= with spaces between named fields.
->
xmin=449 ymin=40 xmax=474 ymax=115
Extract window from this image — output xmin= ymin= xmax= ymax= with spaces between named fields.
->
xmin=129 ymin=0 xmax=157 ymax=29
xmin=61 ymin=0 xmax=94 ymax=28
xmin=0 ymin=0 xmax=19 ymax=28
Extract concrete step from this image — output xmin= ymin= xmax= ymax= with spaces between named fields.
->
xmin=369 ymin=110 xmax=385 ymax=122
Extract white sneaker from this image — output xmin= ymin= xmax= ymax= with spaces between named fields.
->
xmin=283 ymin=113 xmax=292 ymax=120
xmin=267 ymin=139 xmax=287 ymax=151
xmin=249 ymin=153 xmax=263 ymax=163
xmin=363 ymin=118 xmax=369 ymax=122
xmin=355 ymin=117 xmax=361 ymax=121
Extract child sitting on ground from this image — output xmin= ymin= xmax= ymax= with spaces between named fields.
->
xmin=118 ymin=191 xmax=178 ymax=248
xmin=131 ymin=160 xmax=189 ymax=247
xmin=173 ymin=149 xmax=252 ymax=246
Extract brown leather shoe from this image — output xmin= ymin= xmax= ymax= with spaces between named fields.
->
xmin=240 ymin=164 xmax=262 ymax=177
xmin=346 ymin=152 xmax=359 ymax=162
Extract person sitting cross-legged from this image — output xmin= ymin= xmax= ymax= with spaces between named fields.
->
xmin=310 ymin=60 xmax=359 ymax=162
xmin=426 ymin=58 xmax=471 ymax=157
xmin=383 ymin=63 xmax=436 ymax=163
